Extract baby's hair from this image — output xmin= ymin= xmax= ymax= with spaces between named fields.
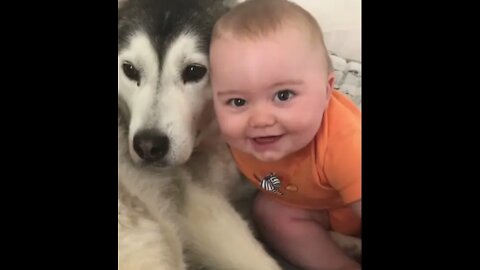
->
xmin=212 ymin=0 xmax=333 ymax=72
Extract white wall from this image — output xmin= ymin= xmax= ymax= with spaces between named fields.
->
xmin=237 ymin=0 xmax=361 ymax=61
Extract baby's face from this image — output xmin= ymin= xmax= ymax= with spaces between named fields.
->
xmin=210 ymin=26 xmax=334 ymax=162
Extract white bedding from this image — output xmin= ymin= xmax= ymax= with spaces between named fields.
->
xmin=330 ymin=53 xmax=361 ymax=109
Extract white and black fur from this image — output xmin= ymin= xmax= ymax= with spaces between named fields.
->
xmin=118 ymin=0 xmax=360 ymax=269
xmin=118 ymin=0 xmax=283 ymax=269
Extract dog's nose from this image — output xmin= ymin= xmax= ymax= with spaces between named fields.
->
xmin=133 ymin=129 xmax=169 ymax=162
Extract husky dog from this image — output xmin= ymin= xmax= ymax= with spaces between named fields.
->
xmin=118 ymin=0 xmax=282 ymax=269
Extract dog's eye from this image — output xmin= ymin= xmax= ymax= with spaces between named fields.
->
xmin=182 ymin=64 xmax=207 ymax=83
xmin=122 ymin=62 xmax=140 ymax=85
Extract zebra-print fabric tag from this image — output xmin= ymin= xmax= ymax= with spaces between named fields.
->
xmin=254 ymin=173 xmax=283 ymax=195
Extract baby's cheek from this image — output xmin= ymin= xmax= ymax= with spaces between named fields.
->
xmin=292 ymin=112 xmax=323 ymax=134
xmin=218 ymin=117 xmax=241 ymax=138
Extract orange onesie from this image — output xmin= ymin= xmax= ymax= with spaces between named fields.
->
xmin=230 ymin=90 xmax=361 ymax=236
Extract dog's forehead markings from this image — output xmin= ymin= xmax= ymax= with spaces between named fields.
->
xmin=169 ymin=32 xmax=199 ymax=56
xmin=122 ymin=32 xmax=159 ymax=78
xmin=161 ymin=32 xmax=204 ymax=81
xmin=164 ymin=11 xmax=170 ymax=25
xmin=130 ymin=32 xmax=157 ymax=59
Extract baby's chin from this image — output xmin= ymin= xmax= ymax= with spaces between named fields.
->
xmin=250 ymin=150 xmax=287 ymax=163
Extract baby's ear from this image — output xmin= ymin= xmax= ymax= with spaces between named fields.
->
xmin=326 ymin=72 xmax=335 ymax=99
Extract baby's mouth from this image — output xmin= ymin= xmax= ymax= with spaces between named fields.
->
xmin=251 ymin=135 xmax=283 ymax=145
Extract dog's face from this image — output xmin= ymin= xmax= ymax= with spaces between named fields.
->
xmin=118 ymin=0 xmax=231 ymax=166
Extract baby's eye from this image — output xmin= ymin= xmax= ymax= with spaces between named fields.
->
xmin=274 ymin=89 xmax=295 ymax=102
xmin=227 ymin=98 xmax=247 ymax=107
